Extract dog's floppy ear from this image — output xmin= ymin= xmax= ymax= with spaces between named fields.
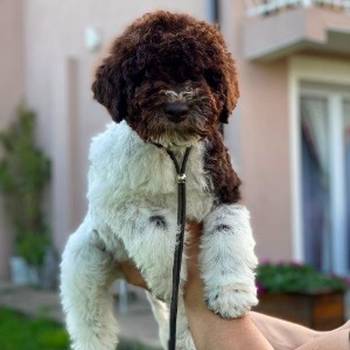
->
xmin=219 ymin=54 xmax=240 ymax=124
xmin=92 ymin=56 xmax=126 ymax=123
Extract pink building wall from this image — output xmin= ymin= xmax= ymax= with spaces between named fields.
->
xmin=0 ymin=0 xmax=24 ymax=279
xmin=221 ymin=1 xmax=293 ymax=261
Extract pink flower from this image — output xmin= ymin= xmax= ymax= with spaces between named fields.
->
xmin=259 ymin=258 xmax=271 ymax=266
xmin=256 ymin=281 xmax=267 ymax=296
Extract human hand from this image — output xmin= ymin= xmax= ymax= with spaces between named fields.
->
xmin=117 ymin=260 xmax=149 ymax=290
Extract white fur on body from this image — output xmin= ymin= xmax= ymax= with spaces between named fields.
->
xmin=60 ymin=121 xmax=258 ymax=350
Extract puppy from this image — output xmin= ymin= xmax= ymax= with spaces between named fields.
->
xmin=60 ymin=11 xmax=258 ymax=350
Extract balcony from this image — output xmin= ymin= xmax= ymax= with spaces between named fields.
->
xmin=243 ymin=0 xmax=350 ymax=61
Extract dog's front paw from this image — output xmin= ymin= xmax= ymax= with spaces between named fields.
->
xmin=205 ymin=284 xmax=258 ymax=319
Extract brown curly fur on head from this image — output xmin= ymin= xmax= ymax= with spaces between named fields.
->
xmin=92 ymin=10 xmax=239 ymax=146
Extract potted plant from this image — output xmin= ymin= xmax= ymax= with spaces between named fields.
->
xmin=0 ymin=105 xmax=52 ymax=286
xmin=254 ymin=262 xmax=348 ymax=330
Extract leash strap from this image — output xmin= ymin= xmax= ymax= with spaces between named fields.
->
xmin=166 ymin=146 xmax=192 ymax=350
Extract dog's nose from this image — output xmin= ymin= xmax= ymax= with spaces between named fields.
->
xmin=164 ymin=102 xmax=189 ymax=122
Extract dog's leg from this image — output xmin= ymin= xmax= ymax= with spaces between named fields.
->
xmin=60 ymin=218 xmax=119 ymax=350
xmin=147 ymin=293 xmax=195 ymax=350
xmin=146 ymin=292 xmax=169 ymax=349
xmin=118 ymin=206 xmax=195 ymax=349
xmin=200 ymin=204 xmax=258 ymax=318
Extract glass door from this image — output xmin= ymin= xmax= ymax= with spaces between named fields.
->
xmin=300 ymin=87 xmax=350 ymax=275
xmin=300 ymin=96 xmax=331 ymax=271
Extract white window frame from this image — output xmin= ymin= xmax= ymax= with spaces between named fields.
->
xmin=289 ymin=56 xmax=350 ymax=275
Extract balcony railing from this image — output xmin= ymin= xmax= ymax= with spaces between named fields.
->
xmin=245 ymin=0 xmax=350 ymax=17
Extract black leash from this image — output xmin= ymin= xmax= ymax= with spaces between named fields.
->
xmin=165 ymin=146 xmax=192 ymax=350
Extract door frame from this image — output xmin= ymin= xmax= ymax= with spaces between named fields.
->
xmin=288 ymin=56 xmax=350 ymax=275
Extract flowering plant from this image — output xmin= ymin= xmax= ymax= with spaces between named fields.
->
xmin=256 ymin=262 xmax=348 ymax=296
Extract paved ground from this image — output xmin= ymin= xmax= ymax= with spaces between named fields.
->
xmin=1 ymin=280 xmax=349 ymax=349
xmin=0 ymin=280 xmax=161 ymax=349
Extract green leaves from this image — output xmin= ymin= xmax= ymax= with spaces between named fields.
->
xmin=17 ymin=229 xmax=50 ymax=267
xmin=256 ymin=262 xmax=348 ymax=295
xmin=0 ymin=105 xmax=51 ymax=266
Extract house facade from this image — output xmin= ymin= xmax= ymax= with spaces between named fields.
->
xmin=0 ymin=0 xmax=349 ymax=279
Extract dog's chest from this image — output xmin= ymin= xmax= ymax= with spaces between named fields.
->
xmin=126 ymin=144 xmax=214 ymax=219
xmin=88 ymin=123 xmax=215 ymax=220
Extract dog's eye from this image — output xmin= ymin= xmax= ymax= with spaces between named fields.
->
xmin=190 ymin=76 xmax=202 ymax=83
xmin=134 ymin=75 xmax=144 ymax=87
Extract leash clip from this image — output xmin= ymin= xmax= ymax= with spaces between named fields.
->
xmin=177 ymin=173 xmax=186 ymax=184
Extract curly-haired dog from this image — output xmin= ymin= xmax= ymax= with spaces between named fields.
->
xmin=60 ymin=11 xmax=258 ymax=350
